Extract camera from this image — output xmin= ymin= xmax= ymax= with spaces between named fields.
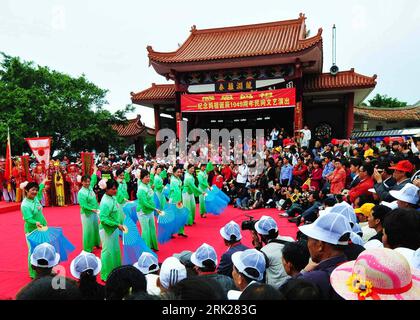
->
xmin=241 ymin=215 xmax=258 ymax=231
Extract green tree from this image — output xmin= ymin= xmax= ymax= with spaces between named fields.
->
xmin=367 ymin=94 xmax=408 ymax=108
xmin=0 ymin=52 xmax=133 ymax=156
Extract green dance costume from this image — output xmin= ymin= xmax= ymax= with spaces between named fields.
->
xmin=136 ymin=181 xmax=158 ymax=250
xmin=99 ymin=194 xmax=123 ymax=281
xmin=21 ymin=183 xmax=47 ymax=279
xmin=169 ymin=175 xmax=185 ymax=234
xmin=77 ymin=173 xmax=100 ymax=253
xmin=182 ymin=172 xmax=202 ymax=225
xmin=116 ymin=172 xmax=130 ymax=205
xmin=152 ymin=173 xmax=166 ymax=209
xmin=197 ymin=170 xmax=210 ymax=217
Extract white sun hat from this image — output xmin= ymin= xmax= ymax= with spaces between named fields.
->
xmin=389 ymin=183 xmax=419 ymax=205
xmin=30 ymin=243 xmax=60 ymax=268
xmin=299 ymin=212 xmax=352 ymax=245
xmin=70 ymin=251 xmax=101 ymax=279
xmin=190 ymin=243 xmax=218 ymax=268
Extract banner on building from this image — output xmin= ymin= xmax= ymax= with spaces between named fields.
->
xmin=181 ymin=87 xmax=295 ymax=113
xmin=25 ymin=137 xmax=51 ymax=169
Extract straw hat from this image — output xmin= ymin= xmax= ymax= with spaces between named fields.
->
xmin=330 ymin=248 xmax=420 ymax=300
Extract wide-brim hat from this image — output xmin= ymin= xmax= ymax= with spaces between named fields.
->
xmin=389 ymin=184 xmax=419 ymax=205
xmin=330 ymin=248 xmax=420 ymax=300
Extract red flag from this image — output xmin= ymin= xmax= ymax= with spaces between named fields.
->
xmin=4 ymin=127 xmax=12 ymax=180
xmin=25 ymin=137 xmax=51 ymax=169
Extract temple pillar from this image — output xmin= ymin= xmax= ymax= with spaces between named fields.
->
xmin=154 ymin=105 xmax=161 ymax=147
xmin=346 ymin=93 xmax=355 ymax=138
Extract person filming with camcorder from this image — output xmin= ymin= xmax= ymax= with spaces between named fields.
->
xmin=241 ymin=215 xmax=294 ymax=289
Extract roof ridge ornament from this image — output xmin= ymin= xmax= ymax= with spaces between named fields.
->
xmin=299 ymin=13 xmax=306 ymax=20
xmin=146 ymin=45 xmax=153 ymax=53
xmin=190 ymin=25 xmax=197 ymax=33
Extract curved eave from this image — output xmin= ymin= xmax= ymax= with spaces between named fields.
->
xmin=147 ymin=31 xmax=322 ymax=64
xmin=149 ymin=41 xmax=323 ymax=77
xmin=131 ymin=98 xmax=175 ymax=108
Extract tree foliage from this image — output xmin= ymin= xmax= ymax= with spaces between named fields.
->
xmin=0 ymin=52 xmax=134 ymax=155
xmin=367 ymin=93 xmax=408 ymax=109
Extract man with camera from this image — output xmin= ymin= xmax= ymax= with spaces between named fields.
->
xmin=245 ymin=215 xmax=294 ymax=289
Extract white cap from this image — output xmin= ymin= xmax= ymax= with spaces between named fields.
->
xmin=70 ymin=251 xmax=101 ymax=279
xmin=220 ymin=220 xmax=242 ymax=241
xmin=329 ymin=202 xmax=358 ymax=227
xmin=368 ymin=188 xmax=376 ymax=194
xmin=380 ymin=201 xmax=398 ymax=210
xmin=254 ymin=216 xmax=278 ymax=235
xmin=133 ymin=252 xmax=159 ymax=274
xmin=299 ymin=212 xmax=352 ymax=245
xmin=190 ymin=243 xmax=218 ymax=268
xmin=30 ymin=243 xmax=60 ymax=268
xmin=159 ymin=257 xmax=187 ymax=289
xmin=231 ymin=249 xmax=266 ymax=281
xmin=389 ymin=183 xmax=419 ymax=205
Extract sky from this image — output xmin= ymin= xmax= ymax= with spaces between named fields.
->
xmin=1 ymin=0 xmax=420 ymax=128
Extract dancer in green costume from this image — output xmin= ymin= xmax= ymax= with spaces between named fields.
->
xmin=99 ymin=179 xmax=125 ymax=281
xmin=197 ymin=163 xmax=210 ymax=218
xmin=183 ymin=164 xmax=206 ymax=225
xmin=151 ymin=165 xmax=166 ymax=209
xmin=115 ymin=168 xmax=130 ymax=205
xmin=77 ymin=166 xmax=101 ymax=253
xmin=136 ymin=169 xmax=162 ymax=250
xmin=169 ymin=167 xmax=187 ymax=237
xmin=21 ymin=179 xmax=48 ymax=279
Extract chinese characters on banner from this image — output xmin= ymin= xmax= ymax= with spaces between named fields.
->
xmin=181 ymin=88 xmax=296 ymax=113
xmin=215 ymin=79 xmax=256 ymax=93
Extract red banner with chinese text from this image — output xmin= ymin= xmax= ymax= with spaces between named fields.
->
xmin=181 ymin=88 xmax=295 ymax=113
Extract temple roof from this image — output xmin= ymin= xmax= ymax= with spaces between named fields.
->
xmin=112 ymin=115 xmax=155 ymax=137
xmin=304 ymin=69 xmax=377 ymax=92
xmin=354 ymin=105 xmax=420 ymax=121
xmin=130 ymin=83 xmax=175 ymax=105
xmin=147 ymin=13 xmax=322 ymax=64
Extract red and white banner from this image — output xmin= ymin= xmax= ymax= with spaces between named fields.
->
xmin=4 ymin=128 xmax=12 ymax=180
xmin=25 ymin=137 xmax=51 ymax=168
xmin=181 ymin=87 xmax=296 ymax=113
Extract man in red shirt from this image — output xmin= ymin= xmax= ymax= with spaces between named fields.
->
xmin=221 ymin=163 xmax=234 ymax=182
xmin=292 ymin=157 xmax=308 ymax=186
xmin=348 ymin=162 xmax=374 ymax=204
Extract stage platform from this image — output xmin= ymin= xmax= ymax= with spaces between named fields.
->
xmin=0 ymin=201 xmax=20 ymax=214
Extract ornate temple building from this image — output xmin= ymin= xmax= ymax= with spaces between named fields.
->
xmin=131 ymin=13 xmax=377 ymax=141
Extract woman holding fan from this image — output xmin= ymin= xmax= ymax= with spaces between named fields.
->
xmin=169 ymin=167 xmax=187 ymax=237
xmin=99 ymin=179 xmax=125 ymax=281
xmin=151 ymin=165 xmax=166 ymax=210
xmin=77 ymin=166 xmax=101 ymax=253
xmin=136 ymin=169 xmax=162 ymax=251
xmin=183 ymin=164 xmax=206 ymax=226
xmin=21 ymin=178 xmax=48 ymax=278
xmin=197 ymin=163 xmax=210 ymax=218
